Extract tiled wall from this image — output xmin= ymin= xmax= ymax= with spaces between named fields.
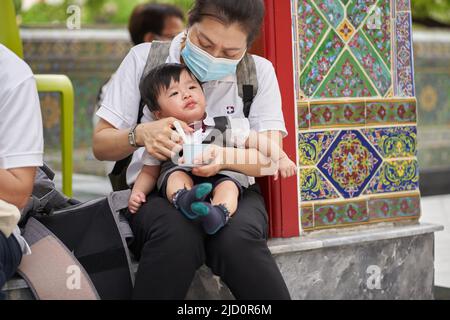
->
xmin=22 ymin=32 xmax=132 ymax=175
xmin=292 ymin=0 xmax=420 ymax=231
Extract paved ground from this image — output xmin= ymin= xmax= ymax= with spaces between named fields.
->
xmin=54 ymin=172 xmax=450 ymax=290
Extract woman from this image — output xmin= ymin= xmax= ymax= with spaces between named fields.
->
xmin=93 ymin=0 xmax=291 ymax=300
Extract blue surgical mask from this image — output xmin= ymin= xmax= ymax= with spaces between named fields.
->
xmin=181 ymin=34 xmax=245 ymax=82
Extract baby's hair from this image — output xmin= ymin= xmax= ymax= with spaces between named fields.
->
xmin=140 ymin=63 xmax=200 ymax=113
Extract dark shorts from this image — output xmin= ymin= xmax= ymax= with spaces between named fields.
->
xmin=159 ymin=169 xmax=244 ymax=200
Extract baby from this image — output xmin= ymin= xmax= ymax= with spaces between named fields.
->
xmin=129 ymin=63 xmax=296 ymax=234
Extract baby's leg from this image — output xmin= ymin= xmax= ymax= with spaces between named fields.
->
xmin=165 ymin=170 xmax=194 ymax=202
xmin=211 ymin=180 xmax=239 ymax=216
xmin=166 ymin=170 xmax=213 ymax=220
xmin=191 ymin=180 xmax=240 ymax=234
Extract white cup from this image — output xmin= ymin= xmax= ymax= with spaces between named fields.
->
xmin=182 ymin=144 xmax=208 ymax=166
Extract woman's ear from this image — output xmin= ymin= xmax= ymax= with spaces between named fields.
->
xmin=143 ymin=32 xmax=155 ymax=43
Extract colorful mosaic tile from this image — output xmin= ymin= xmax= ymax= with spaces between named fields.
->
xmin=310 ymin=101 xmax=365 ymax=128
xmin=347 ymin=0 xmax=378 ymax=29
xmin=368 ymin=194 xmax=420 ymax=220
xmin=300 ymin=205 xmax=314 ymax=230
xmin=297 ymin=0 xmax=328 ymax=71
xmin=396 ymin=0 xmax=411 ymax=12
xmin=366 ymin=100 xmax=416 ymax=124
xmin=394 ymin=11 xmax=414 ymax=97
xmin=338 ymin=19 xmax=356 ymax=42
xmin=293 ymin=0 xmax=420 ymax=231
xmin=363 ymin=0 xmax=391 ymax=68
xmin=362 ymin=126 xmax=417 ymax=158
xmin=300 ymin=30 xmax=345 ymax=97
xmin=297 ymin=103 xmax=310 ymax=129
xmin=315 ymin=0 xmax=345 ymax=28
xmin=365 ymin=160 xmax=419 ymax=194
xmin=314 ymin=200 xmax=368 ymax=228
xmin=318 ymin=130 xmax=382 ymax=198
xmin=315 ymin=50 xmax=377 ymax=98
xmin=348 ymin=32 xmax=391 ymax=96
xmin=300 ymin=168 xmax=340 ymax=201
xmin=298 ymin=131 xmax=338 ymax=166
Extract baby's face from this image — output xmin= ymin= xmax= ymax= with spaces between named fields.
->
xmin=156 ymin=70 xmax=206 ymax=124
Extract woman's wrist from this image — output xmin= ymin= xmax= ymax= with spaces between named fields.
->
xmin=134 ymin=123 xmax=145 ymax=147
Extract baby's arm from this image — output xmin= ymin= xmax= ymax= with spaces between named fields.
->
xmin=245 ymin=131 xmax=297 ymax=180
xmin=129 ymin=165 xmax=160 ymax=213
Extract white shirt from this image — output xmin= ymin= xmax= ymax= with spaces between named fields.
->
xmin=0 ymin=44 xmax=44 ymax=254
xmin=97 ymin=32 xmax=287 ymax=185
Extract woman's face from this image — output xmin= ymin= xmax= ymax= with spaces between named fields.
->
xmin=188 ymin=17 xmax=247 ymax=60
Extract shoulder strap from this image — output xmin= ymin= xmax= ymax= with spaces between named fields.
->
xmin=137 ymin=41 xmax=172 ymax=124
xmin=236 ymin=54 xmax=258 ymax=118
xmin=202 ymin=116 xmax=231 ymax=145
xmin=109 ymin=42 xmax=172 ymax=191
xmin=141 ymin=41 xmax=172 ymax=84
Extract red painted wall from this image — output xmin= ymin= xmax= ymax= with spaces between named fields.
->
xmin=251 ymin=0 xmax=300 ymax=238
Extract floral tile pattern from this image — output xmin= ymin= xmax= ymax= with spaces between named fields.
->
xmin=310 ymin=102 xmax=365 ymax=127
xmin=300 ymin=168 xmax=340 ymax=201
xmin=348 ymin=32 xmax=391 ymax=96
xmin=394 ymin=11 xmax=415 ymax=97
xmin=297 ymin=0 xmax=329 ymax=71
xmin=365 ymin=159 xmax=419 ymax=194
xmin=300 ymin=30 xmax=345 ymax=97
xmin=299 ymin=131 xmax=339 ymax=166
xmin=315 ymin=0 xmax=345 ymax=28
xmin=368 ymin=194 xmax=420 ymax=220
xmin=366 ymin=99 xmax=416 ymax=124
xmin=347 ymin=0 xmax=378 ymax=29
xmin=318 ymin=130 xmax=382 ymax=198
xmin=315 ymin=50 xmax=377 ymax=98
xmin=293 ymin=0 xmax=419 ymax=231
xmin=301 ymin=205 xmax=314 ymax=230
xmin=361 ymin=126 xmax=417 ymax=158
xmin=314 ymin=200 xmax=369 ymax=228
xmin=363 ymin=0 xmax=391 ymax=68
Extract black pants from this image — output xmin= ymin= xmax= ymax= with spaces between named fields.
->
xmin=127 ymin=184 xmax=291 ymax=300
xmin=0 ymin=232 xmax=22 ymax=300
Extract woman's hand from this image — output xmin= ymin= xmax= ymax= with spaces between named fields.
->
xmin=135 ymin=117 xmax=193 ymax=161
xmin=191 ymin=145 xmax=225 ymax=177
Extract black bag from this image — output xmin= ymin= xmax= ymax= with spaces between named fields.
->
xmin=20 ymin=165 xmax=134 ymax=300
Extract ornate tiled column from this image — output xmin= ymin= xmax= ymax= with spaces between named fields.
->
xmin=293 ymin=0 xmax=420 ymax=231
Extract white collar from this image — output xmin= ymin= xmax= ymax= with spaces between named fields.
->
xmin=166 ymin=31 xmax=236 ymax=83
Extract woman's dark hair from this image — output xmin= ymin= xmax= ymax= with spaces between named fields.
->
xmin=128 ymin=3 xmax=184 ymax=45
xmin=188 ymin=0 xmax=264 ymax=46
xmin=140 ymin=63 xmax=200 ymax=113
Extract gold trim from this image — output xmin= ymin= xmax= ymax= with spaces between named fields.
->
xmin=298 ymin=97 xmax=417 ymax=106
xmin=303 ymin=216 xmax=420 ymax=232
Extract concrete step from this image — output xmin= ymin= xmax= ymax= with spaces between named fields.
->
xmin=3 ymin=222 xmax=443 ymax=299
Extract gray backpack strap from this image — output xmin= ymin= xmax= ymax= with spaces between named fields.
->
xmin=236 ymin=54 xmax=258 ymax=118
xmin=141 ymin=41 xmax=172 ymax=81
xmin=18 ymin=218 xmax=100 ymax=300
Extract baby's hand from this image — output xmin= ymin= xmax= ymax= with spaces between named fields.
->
xmin=274 ymin=155 xmax=297 ymax=181
xmin=128 ymin=191 xmax=147 ymax=214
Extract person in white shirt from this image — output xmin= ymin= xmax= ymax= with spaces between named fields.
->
xmin=0 ymin=44 xmax=44 ymax=298
xmin=128 ymin=63 xmax=296 ymax=236
xmin=94 ymin=0 xmax=292 ymax=299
